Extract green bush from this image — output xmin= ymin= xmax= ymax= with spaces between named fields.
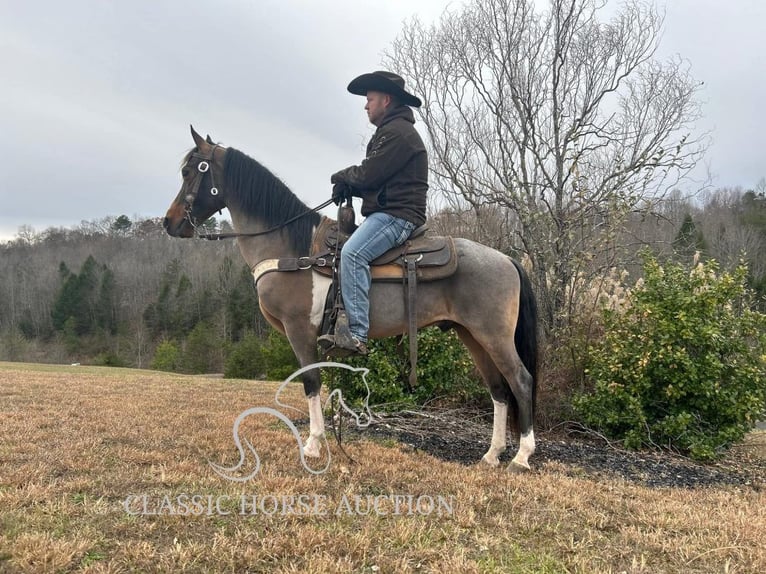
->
xmin=224 ymin=331 xmax=265 ymax=379
xmin=327 ymin=327 xmax=484 ymax=409
xmin=92 ymin=351 xmax=128 ymax=368
xmin=261 ymin=329 xmax=300 ymax=381
xmin=181 ymin=321 xmax=221 ymax=374
xmin=151 ymin=339 xmax=180 ymax=372
xmin=573 ymin=253 xmax=766 ymax=460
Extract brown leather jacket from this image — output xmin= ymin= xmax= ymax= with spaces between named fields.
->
xmin=331 ymin=105 xmax=428 ymax=226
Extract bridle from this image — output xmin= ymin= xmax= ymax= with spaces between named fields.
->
xmin=181 ymin=145 xmax=333 ymax=241
xmin=181 ymin=145 xmax=221 ymax=235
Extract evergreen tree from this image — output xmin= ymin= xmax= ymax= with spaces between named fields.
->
xmin=740 ymin=190 xmax=766 ymax=234
xmin=181 ymin=321 xmax=221 ymax=373
xmin=52 ymin=256 xmax=98 ymax=335
xmin=673 ymin=213 xmax=707 ymax=258
xmin=51 ymin=269 xmax=80 ymax=332
xmin=96 ymin=265 xmax=118 ymax=334
xmin=111 ymin=215 xmax=133 ymax=235
xmin=143 ymin=259 xmax=218 ymax=341
xmin=144 ymin=259 xmax=187 ymax=340
xmin=226 ymin=264 xmax=263 ymax=341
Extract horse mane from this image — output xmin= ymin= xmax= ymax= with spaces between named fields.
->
xmin=223 ymin=147 xmax=321 ymax=254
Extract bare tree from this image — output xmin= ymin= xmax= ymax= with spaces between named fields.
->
xmin=427 ymin=202 xmax=519 ymax=254
xmin=385 ymin=0 xmax=707 ymax=334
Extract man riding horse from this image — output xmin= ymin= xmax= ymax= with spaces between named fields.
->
xmin=318 ymin=71 xmax=429 ymax=356
xmin=165 ymin=72 xmax=539 ymax=471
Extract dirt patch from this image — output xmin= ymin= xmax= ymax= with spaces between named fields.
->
xmin=335 ymin=409 xmax=766 ymax=490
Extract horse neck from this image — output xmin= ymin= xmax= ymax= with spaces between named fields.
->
xmin=228 ymin=206 xmax=305 ymax=269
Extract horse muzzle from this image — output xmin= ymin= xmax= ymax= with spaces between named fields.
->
xmin=163 ymin=214 xmax=194 ymax=238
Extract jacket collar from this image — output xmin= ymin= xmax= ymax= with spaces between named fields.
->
xmin=378 ymin=105 xmax=415 ymax=129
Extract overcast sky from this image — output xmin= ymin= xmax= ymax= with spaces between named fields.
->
xmin=1 ymin=0 xmax=763 ymax=241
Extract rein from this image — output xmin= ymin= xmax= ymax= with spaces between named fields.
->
xmin=182 ymin=145 xmax=334 ymax=241
xmin=195 ymin=198 xmax=335 ymax=241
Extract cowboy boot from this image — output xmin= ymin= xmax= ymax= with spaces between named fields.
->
xmin=317 ymin=310 xmax=368 ymax=357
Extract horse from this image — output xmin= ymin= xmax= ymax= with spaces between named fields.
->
xmin=164 ymin=126 xmax=539 ymax=472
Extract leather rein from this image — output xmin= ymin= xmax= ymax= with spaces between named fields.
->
xmin=182 ymin=145 xmax=333 ymax=241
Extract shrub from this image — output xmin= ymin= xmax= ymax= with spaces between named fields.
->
xmin=92 ymin=351 xmax=128 ymax=368
xmin=224 ymin=331 xmax=265 ymax=379
xmin=181 ymin=321 xmax=221 ymax=374
xmin=260 ymin=329 xmax=300 ymax=381
xmin=573 ymin=253 xmax=766 ymax=460
xmin=151 ymin=339 xmax=180 ymax=372
xmin=327 ymin=327 xmax=484 ymax=409
xmin=537 ymin=267 xmax=634 ymax=427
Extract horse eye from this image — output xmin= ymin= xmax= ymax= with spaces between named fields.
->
xmin=182 ymin=168 xmax=190 ymax=178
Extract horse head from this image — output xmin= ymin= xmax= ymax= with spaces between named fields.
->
xmin=164 ymin=126 xmax=227 ymax=237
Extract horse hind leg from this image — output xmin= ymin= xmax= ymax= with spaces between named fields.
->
xmin=455 ymin=327 xmax=511 ymax=467
xmin=459 ymin=326 xmax=535 ymax=472
xmin=489 ymin=342 xmax=535 ymax=472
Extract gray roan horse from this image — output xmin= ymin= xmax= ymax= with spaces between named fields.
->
xmin=164 ymin=127 xmax=539 ymax=472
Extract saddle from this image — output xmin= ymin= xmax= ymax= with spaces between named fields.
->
xmin=309 ymin=216 xmax=458 ymax=282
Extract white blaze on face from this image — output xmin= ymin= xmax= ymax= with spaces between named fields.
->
xmin=309 ymin=273 xmax=332 ymax=329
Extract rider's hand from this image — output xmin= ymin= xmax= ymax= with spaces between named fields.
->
xmin=332 ymin=183 xmax=350 ymax=205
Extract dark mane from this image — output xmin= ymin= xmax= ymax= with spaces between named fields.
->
xmin=223 ymin=147 xmax=321 ymax=254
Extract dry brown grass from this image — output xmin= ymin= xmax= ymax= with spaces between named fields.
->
xmin=1 ymin=361 xmax=764 ymax=573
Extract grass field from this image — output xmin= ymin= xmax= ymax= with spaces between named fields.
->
xmin=1 ymin=362 xmax=764 ymax=573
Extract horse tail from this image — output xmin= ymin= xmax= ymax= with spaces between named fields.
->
xmin=510 ymin=258 xmax=539 ymax=415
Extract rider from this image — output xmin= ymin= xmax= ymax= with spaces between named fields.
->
xmin=321 ymin=71 xmax=428 ymax=356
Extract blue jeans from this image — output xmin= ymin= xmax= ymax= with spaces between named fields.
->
xmin=340 ymin=212 xmax=416 ymax=342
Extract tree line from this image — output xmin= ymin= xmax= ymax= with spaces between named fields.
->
xmin=0 ymin=183 xmax=764 ymax=371
xmin=0 ymin=216 xmax=269 ymax=370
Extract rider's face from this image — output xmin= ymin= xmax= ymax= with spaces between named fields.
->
xmin=365 ymin=91 xmax=391 ymax=127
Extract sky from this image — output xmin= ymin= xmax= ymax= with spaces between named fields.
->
xmin=1 ymin=0 xmax=764 ymax=241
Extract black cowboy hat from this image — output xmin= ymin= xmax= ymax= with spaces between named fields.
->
xmin=347 ymin=71 xmax=422 ymax=108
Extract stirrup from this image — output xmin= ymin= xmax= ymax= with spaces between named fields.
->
xmin=317 ymin=310 xmax=368 ymax=357
xmin=319 ymin=337 xmax=368 ymax=358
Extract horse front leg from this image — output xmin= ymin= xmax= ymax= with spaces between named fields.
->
xmin=283 ymin=327 xmax=325 ymax=458
xmin=304 ymin=385 xmax=324 ymax=458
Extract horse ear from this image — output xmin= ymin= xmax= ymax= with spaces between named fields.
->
xmin=205 ymin=135 xmax=214 ymax=144
xmin=190 ymin=125 xmax=207 ymax=150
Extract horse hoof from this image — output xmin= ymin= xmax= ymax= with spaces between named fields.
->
xmin=506 ymin=461 xmax=530 ymax=473
xmin=303 ymin=437 xmax=321 ymax=458
xmin=480 ymin=454 xmax=500 ymax=468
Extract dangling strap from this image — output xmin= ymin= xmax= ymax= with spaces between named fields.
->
xmin=404 ymin=252 xmax=422 ymax=389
